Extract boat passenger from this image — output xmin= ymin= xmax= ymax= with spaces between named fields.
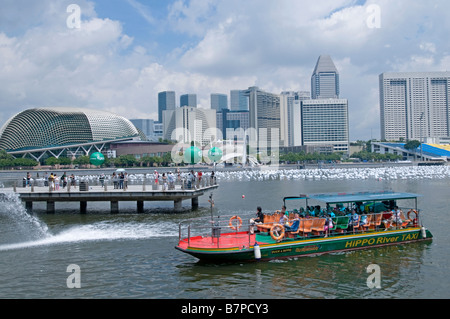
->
xmin=348 ymin=210 xmax=359 ymax=229
xmin=360 ymin=213 xmax=368 ymax=226
xmin=385 ymin=206 xmax=403 ymax=229
xmin=299 ymin=207 xmax=306 ymax=218
xmin=252 ymin=206 xmax=264 ymax=224
xmin=324 ymin=214 xmax=334 ymax=237
xmin=285 ymin=213 xmax=300 ymax=232
xmin=279 ymin=211 xmax=289 ymax=225
xmin=250 ymin=206 xmax=264 ymax=234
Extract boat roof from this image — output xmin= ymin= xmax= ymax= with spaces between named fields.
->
xmin=306 ymin=191 xmax=420 ymax=204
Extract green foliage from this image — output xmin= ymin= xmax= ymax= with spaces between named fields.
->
xmin=404 ymin=140 xmax=421 ymax=150
xmin=280 ymin=152 xmax=343 ymax=163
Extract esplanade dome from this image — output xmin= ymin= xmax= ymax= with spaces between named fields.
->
xmin=0 ymin=107 xmax=140 ymax=152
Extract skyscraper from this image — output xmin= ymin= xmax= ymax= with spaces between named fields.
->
xmin=158 ymin=91 xmax=176 ymax=124
xmin=163 ymin=106 xmax=216 ymax=146
xmin=230 ymin=90 xmax=249 ymax=111
xmin=379 ymin=72 xmax=450 ymax=141
xmin=301 ymin=99 xmax=349 ymax=153
xmin=280 ymin=91 xmax=310 ymax=147
xmin=180 ymin=94 xmax=197 ymax=108
xmin=244 ymin=86 xmax=281 ymax=147
xmin=311 ymin=55 xmax=340 ymax=99
xmin=210 ymin=93 xmax=228 ymax=111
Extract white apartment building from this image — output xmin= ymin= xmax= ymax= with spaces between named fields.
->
xmin=380 ymin=72 xmax=450 ymax=141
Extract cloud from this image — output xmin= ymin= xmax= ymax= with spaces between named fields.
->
xmin=1 ymin=0 xmax=450 ymax=141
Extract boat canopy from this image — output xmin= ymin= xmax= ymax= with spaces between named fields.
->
xmin=306 ymin=191 xmax=420 ymax=205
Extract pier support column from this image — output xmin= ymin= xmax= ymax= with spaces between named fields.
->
xmin=111 ymin=201 xmax=119 ymax=214
xmin=174 ymin=199 xmax=183 ymax=212
xmin=25 ymin=201 xmax=33 ymax=212
xmin=80 ymin=201 xmax=87 ymax=214
xmin=47 ymin=201 xmax=55 ymax=214
xmin=137 ymin=201 xmax=144 ymax=214
xmin=192 ymin=197 xmax=199 ymax=209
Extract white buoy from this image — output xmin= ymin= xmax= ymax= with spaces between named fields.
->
xmin=254 ymin=243 xmax=261 ymax=260
xmin=421 ymin=226 xmax=427 ymax=239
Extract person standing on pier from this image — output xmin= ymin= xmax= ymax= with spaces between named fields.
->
xmin=154 ymin=170 xmax=159 ymax=187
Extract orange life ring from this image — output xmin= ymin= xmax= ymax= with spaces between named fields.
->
xmin=229 ymin=216 xmax=243 ymax=230
xmin=407 ymin=210 xmax=418 ymax=220
xmin=270 ymin=224 xmax=285 ymax=242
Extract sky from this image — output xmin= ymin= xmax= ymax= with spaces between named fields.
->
xmin=1 ymin=0 xmax=450 ymax=141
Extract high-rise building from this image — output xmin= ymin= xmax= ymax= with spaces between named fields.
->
xmin=230 ymin=90 xmax=249 ymax=111
xmin=210 ymin=93 xmax=228 ymax=111
xmin=244 ymin=86 xmax=281 ymax=147
xmin=379 ymin=72 xmax=450 ymax=141
xmin=280 ymin=91 xmax=310 ymax=147
xmin=180 ymin=94 xmax=197 ymax=108
xmin=163 ymin=106 xmax=216 ymax=146
xmin=301 ymin=99 xmax=349 ymax=152
xmin=130 ymin=119 xmax=163 ymax=141
xmin=216 ymin=109 xmax=249 ymax=140
xmin=311 ymin=55 xmax=340 ymax=99
xmin=158 ymin=91 xmax=176 ymax=124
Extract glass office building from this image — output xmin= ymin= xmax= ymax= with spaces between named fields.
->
xmin=158 ymin=91 xmax=176 ymax=123
xmin=311 ymin=55 xmax=340 ymax=99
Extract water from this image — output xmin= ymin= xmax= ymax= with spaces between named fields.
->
xmin=0 ymin=167 xmax=449 ymax=299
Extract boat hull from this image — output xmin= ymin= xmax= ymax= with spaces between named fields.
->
xmin=176 ymin=227 xmax=433 ymax=262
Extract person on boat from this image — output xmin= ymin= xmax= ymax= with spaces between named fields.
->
xmin=348 ymin=209 xmax=359 ymax=230
xmin=324 ymin=214 xmax=334 ymax=237
xmin=279 ymin=211 xmax=289 ymax=226
xmin=249 ymin=206 xmax=264 ymax=234
xmin=299 ymin=207 xmax=306 ymax=218
xmin=254 ymin=206 xmax=264 ymax=223
xmin=285 ymin=213 xmax=300 ymax=232
xmin=360 ymin=213 xmax=368 ymax=227
xmin=385 ymin=206 xmax=403 ymax=229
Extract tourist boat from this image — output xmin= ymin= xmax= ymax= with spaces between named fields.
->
xmin=175 ymin=191 xmax=433 ymax=262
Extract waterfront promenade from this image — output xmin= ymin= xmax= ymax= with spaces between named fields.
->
xmin=1 ymin=181 xmax=218 ymax=213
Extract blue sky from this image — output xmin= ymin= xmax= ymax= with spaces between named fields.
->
xmin=1 ymin=0 xmax=450 ymax=141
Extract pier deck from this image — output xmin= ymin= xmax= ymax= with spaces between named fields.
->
xmin=1 ymin=183 xmax=218 ymax=213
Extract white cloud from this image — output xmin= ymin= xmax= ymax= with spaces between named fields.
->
xmin=1 ymin=0 xmax=450 ymax=141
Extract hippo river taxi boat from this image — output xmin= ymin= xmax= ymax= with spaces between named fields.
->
xmin=175 ymin=191 xmax=433 ymax=262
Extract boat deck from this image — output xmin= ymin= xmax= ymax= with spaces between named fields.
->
xmin=177 ymin=232 xmax=279 ymax=250
xmin=177 ymin=231 xmax=312 ymax=250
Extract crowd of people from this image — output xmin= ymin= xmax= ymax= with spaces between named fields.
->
xmin=23 ymin=169 xmax=217 ymax=191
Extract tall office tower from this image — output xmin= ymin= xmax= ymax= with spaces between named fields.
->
xmin=216 ymin=109 xmax=250 ymax=140
xmin=163 ymin=106 xmax=216 ymax=146
xmin=280 ymin=91 xmax=311 ymax=147
xmin=244 ymin=86 xmax=281 ymax=147
xmin=230 ymin=90 xmax=249 ymax=111
xmin=311 ymin=55 xmax=340 ymax=99
xmin=210 ymin=93 xmax=228 ymax=111
xmin=158 ymin=91 xmax=176 ymax=124
xmin=379 ymin=72 xmax=450 ymax=141
xmin=130 ymin=119 xmax=155 ymax=140
xmin=301 ymin=99 xmax=349 ymax=153
xmin=180 ymin=94 xmax=197 ymax=108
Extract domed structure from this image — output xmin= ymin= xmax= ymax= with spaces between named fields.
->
xmin=0 ymin=107 xmax=142 ymax=159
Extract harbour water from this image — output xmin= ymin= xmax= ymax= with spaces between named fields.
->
xmin=0 ymin=166 xmax=449 ymax=299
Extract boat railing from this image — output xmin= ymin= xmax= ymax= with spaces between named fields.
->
xmin=178 ymin=214 xmax=255 ymax=249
